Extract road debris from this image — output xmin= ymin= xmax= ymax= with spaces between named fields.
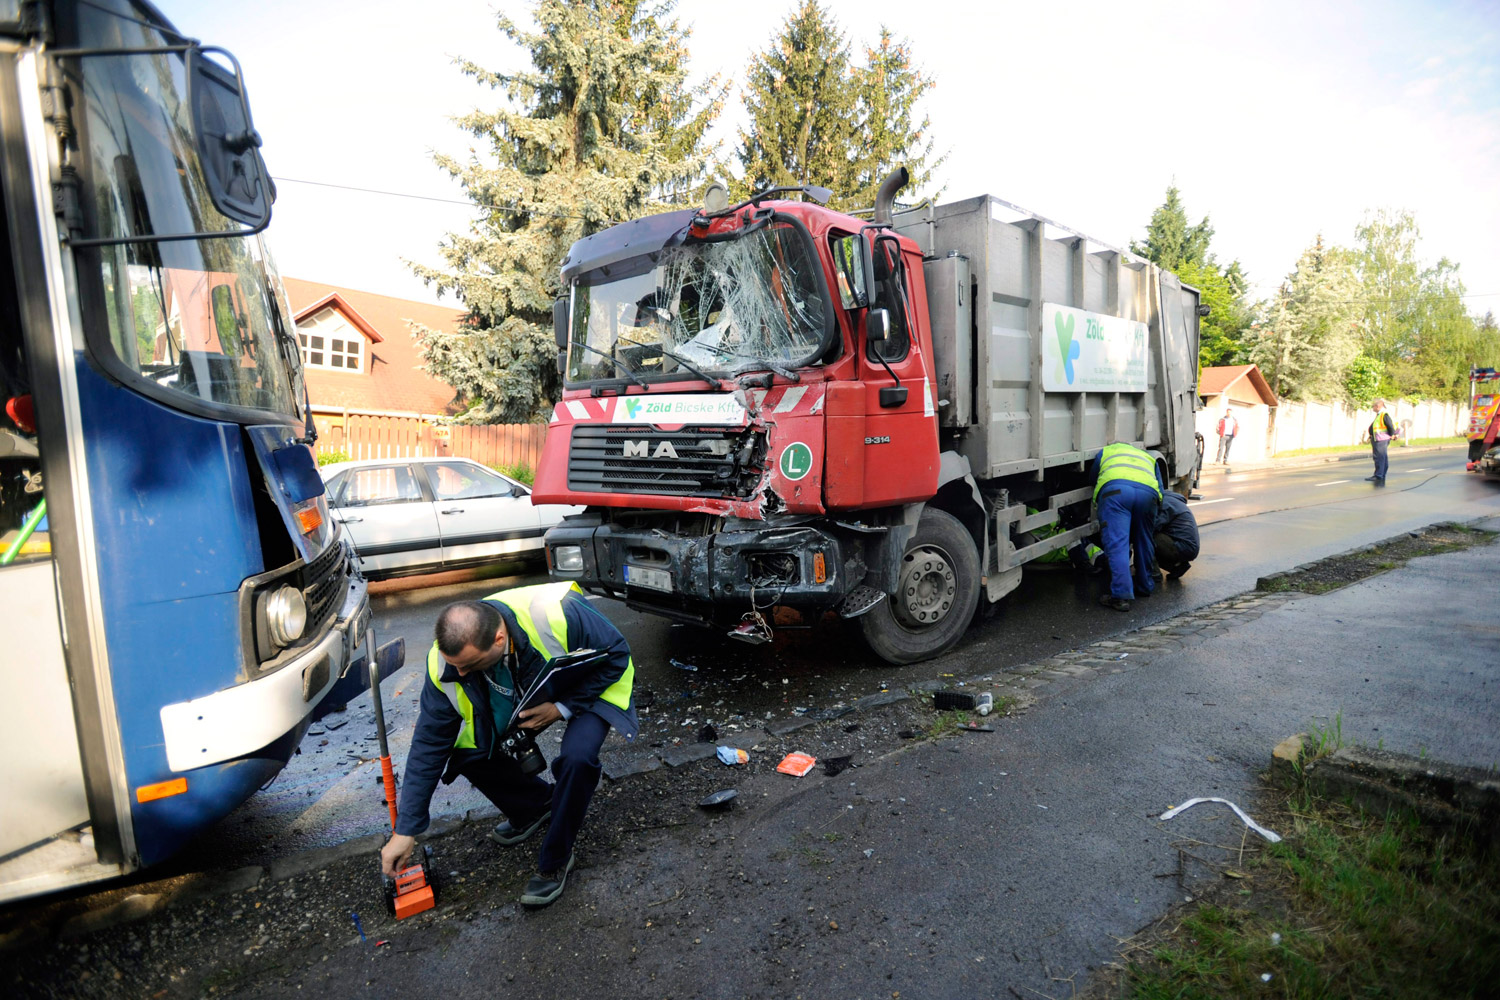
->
xmin=957 ymin=722 xmax=994 ymax=733
xmin=715 ymin=746 xmax=748 ymax=766
xmin=822 ymin=755 xmax=853 ymax=777
xmin=976 ymin=692 xmax=994 ymax=716
xmin=933 ymin=690 xmax=977 ymax=711
xmin=669 ymin=658 xmax=699 ymax=672
xmin=1159 ymin=797 xmax=1283 ymax=843
xmin=776 ymin=752 xmax=817 ymax=777
xmin=698 ymin=789 xmax=737 ymax=810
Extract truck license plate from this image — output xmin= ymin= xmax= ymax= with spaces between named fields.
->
xmin=624 ymin=565 xmax=672 ymax=593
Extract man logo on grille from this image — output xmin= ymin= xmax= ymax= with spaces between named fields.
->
xmin=623 ymin=440 xmax=679 ymax=459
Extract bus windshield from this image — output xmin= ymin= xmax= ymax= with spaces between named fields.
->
xmin=64 ymin=0 xmax=303 ymax=421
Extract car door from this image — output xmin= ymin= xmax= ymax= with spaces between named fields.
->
xmin=330 ymin=464 xmax=442 ymax=577
xmin=421 ymin=460 xmax=545 ymax=568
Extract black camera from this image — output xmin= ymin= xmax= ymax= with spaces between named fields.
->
xmin=497 ymin=725 xmax=547 ymax=777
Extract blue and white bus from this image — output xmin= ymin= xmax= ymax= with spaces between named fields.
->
xmin=0 ymin=0 xmax=400 ymax=901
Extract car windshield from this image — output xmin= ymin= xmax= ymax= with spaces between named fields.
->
xmin=63 ymin=0 xmax=303 ymax=421
xmin=568 ymin=220 xmax=831 ymax=384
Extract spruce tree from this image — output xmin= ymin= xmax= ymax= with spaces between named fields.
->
xmin=847 ymin=28 xmax=943 ymax=210
xmin=1132 ymin=185 xmax=1214 ymax=271
xmin=409 ymin=0 xmax=722 ymax=423
xmin=735 ymin=1 xmax=858 ymax=203
xmin=1133 ymin=185 xmax=1249 ymax=370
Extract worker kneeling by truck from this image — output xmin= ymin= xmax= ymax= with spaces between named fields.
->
xmin=1152 ymin=491 xmax=1199 ymax=579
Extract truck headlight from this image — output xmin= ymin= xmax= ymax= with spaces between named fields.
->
xmin=265 ymin=585 xmax=308 ymax=646
xmin=553 ymin=545 xmax=584 ymax=572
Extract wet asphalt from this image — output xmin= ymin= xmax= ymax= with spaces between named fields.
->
xmin=168 ymin=446 xmax=1498 ymax=870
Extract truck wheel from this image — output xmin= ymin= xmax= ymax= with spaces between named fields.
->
xmin=860 ymin=509 xmax=980 ymax=664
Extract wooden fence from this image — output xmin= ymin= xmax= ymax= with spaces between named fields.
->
xmin=310 ymin=406 xmax=549 ymax=471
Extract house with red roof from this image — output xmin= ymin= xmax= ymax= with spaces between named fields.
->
xmin=281 ymin=277 xmax=464 ymax=416
xmin=1197 ymin=364 xmax=1279 ymax=464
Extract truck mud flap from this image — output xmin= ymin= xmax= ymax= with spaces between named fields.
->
xmin=314 ymin=637 xmax=406 ymax=720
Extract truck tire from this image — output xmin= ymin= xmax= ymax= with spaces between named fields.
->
xmin=860 ymin=509 xmax=980 ymax=664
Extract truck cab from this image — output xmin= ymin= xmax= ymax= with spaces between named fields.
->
xmin=533 ymin=189 xmax=941 ymax=631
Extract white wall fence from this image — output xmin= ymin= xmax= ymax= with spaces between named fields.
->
xmin=1270 ymin=399 xmax=1466 ymax=455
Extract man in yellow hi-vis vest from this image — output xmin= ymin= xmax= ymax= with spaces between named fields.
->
xmin=379 ymin=582 xmax=636 ymax=908
xmin=1366 ymin=398 xmax=1398 ymax=486
xmin=1091 ymin=442 xmax=1165 ymax=612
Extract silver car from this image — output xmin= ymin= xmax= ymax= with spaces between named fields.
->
xmin=320 ymin=457 xmax=582 ymax=580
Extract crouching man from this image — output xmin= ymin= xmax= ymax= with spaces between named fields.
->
xmin=380 ymin=582 xmax=636 ymax=908
xmin=1153 ymin=490 xmax=1200 ymax=579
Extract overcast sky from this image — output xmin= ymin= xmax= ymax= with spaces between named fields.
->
xmin=157 ymin=0 xmax=1500 ymax=315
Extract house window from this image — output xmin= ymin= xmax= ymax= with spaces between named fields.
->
xmin=297 ymin=307 xmax=365 ymax=373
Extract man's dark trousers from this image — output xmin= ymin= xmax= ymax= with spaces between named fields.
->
xmin=1372 ymin=438 xmax=1390 ymax=481
xmin=452 ymin=710 xmax=608 ymax=873
xmin=1097 ymin=480 xmax=1159 ymax=601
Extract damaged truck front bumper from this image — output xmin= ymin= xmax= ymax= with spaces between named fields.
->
xmin=545 ymin=513 xmax=867 ymax=625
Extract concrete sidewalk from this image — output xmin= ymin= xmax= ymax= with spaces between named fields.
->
xmin=1198 ymin=441 xmax=1464 ymax=478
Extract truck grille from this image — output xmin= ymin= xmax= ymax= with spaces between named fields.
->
xmin=568 ymin=425 xmax=764 ymax=498
xmin=300 ymin=538 xmax=348 ymax=628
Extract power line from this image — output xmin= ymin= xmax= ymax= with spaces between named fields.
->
xmin=272 ymin=175 xmax=1500 ymax=305
xmin=271 ymin=176 xmax=616 ymax=223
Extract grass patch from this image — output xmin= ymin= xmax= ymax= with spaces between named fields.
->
xmin=924 ymin=708 xmax=975 ymax=739
xmin=1094 ymin=790 xmax=1500 ymax=999
xmin=1258 ymin=523 xmax=1496 ymax=596
xmin=1272 ymin=436 xmax=1462 ymax=458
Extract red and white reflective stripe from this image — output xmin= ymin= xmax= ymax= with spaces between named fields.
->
xmin=760 ymin=384 xmax=825 ymax=417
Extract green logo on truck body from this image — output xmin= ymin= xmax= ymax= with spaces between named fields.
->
xmin=779 ymin=442 xmax=813 ymax=481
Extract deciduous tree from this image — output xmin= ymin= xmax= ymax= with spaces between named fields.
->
xmin=1247 ymin=236 xmax=1362 ymax=401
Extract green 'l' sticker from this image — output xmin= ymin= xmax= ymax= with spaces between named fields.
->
xmin=779 ymin=442 xmax=813 ymax=481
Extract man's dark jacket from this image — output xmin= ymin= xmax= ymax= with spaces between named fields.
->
xmin=1154 ymin=491 xmax=1200 ymax=561
xmin=395 ymin=592 xmax=636 ymax=836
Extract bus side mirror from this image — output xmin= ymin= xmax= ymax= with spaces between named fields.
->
xmin=188 ymin=47 xmax=271 ymax=229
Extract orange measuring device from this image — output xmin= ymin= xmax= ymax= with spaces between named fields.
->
xmin=368 ymin=632 xmax=436 ymax=920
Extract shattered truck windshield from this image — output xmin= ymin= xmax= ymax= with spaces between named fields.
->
xmin=568 ymin=219 xmax=833 ymax=384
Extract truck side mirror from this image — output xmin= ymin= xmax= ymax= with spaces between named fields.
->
xmin=553 ymin=297 xmax=569 ymax=348
xmin=188 ymin=48 xmax=271 ymax=229
xmin=831 ymin=235 xmax=870 ymax=309
xmin=866 ymin=308 xmax=890 ymax=344
xmin=557 ymin=350 xmax=567 ymax=377
xmin=859 ymin=238 xmax=877 ymax=308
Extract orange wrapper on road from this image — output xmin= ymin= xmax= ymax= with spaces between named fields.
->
xmin=776 ymin=752 xmax=817 ymax=777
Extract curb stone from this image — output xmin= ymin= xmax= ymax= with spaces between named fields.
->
xmin=1273 ymin=739 xmax=1500 ymax=848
